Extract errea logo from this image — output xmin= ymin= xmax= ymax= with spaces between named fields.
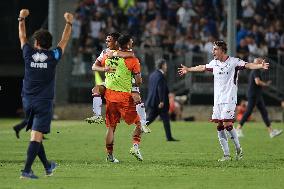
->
xmin=31 ymin=52 xmax=48 ymax=69
xmin=32 ymin=52 xmax=48 ymax=62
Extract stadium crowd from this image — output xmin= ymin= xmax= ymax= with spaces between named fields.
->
xmin=70 ymin=0 xmax=284 ymax=64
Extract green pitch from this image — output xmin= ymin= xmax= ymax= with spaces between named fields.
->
xmin=0 ymin=119 xmax=283 ymax=189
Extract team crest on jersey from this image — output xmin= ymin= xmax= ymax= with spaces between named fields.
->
xmin=32 ymin=52 xmax=48 ymax=62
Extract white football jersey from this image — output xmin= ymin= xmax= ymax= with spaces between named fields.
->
xmin=96 ymin=48 xmax=111 ymax=63
xmin=205 ymin=57 xmax=246 ymax=105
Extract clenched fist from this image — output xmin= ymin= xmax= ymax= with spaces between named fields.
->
xmin=19 ymin=9 xmax=29 ymax=18
xmin=64 ymin=12 xmax=73 ymax=23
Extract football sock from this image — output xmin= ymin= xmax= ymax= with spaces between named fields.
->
xmin=24 ymin=141 xmax=41 ymax=173
xmin=132 ymin=134 xmax=141 ymax=145
xmin=135 ymin=102 xmax=147 ymax=125
xmin=217 ymin=125 xmax=230 ymax=156
xmin=133 ymin=143 xmax=139 ymax=149
xmin=106 ymin=143 xmax=113 ymax=154
xmin=92 ymin=94 xmax=102 ymax=116
xmin=226 ymin=125 xmax=241 ymax=150
xmin=38 ymin=143 xmax=50 ymax=169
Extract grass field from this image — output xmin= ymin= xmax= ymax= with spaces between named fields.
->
xmin=0 ymin=119 xmax=283 ymax=189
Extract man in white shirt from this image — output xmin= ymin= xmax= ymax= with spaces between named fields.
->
xmin=178 ymin=40 xmax=269 ymax=161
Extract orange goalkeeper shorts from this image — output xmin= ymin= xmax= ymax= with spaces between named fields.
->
xmin=105 ymin=97 xmax=140 ymax=128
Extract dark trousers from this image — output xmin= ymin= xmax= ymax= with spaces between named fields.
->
xmin=13 ymin=119 xmax=28 ymax=131
xmin=146 ymin=107 xmax=173 ymax=140
xmin=239 ymin=96 xmax=271 ymax=127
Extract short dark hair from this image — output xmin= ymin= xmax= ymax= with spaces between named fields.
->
xmin=155 ymin=59 xmax=167 ymax=69
xmin=32 ymin=29 xmax=53 ymax=49
xmin=108 ymin=32 xmax=121 ymax=41
xmin=117 ymin=34 xmax=132 ymax=49
xmin=213 ymin=40 xmax=227 ymax=53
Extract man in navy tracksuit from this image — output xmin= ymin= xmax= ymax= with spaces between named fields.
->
xmin=236 ymin=60 xmax=283 ymax=138
xmin=18 ymin=9 xmax=73 ymax=179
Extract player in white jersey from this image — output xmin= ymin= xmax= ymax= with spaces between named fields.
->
xmin=85 ymin=33 xmax=120 ymax=124
xmin=178 ymin=41 xmax=269 ymax=161
xmin=85 ymin=32 xmax=151 ymax=133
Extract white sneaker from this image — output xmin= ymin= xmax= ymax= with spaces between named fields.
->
xmin=236 ymin=148 xmax=243 ymax=160
xmin=85 ymin=115 xmax=104 ymax=124
xmin=130 ymin=146 xmax=143 ymax=161
xmin=236 ymin=129 xmax=244 ymax=138
xmin=106 ymin=154 xmax=119 ymax=163
xmin=270 ymin=129 xmax=283 ymax=138
xmin=218 ymin=155 xmax=232 ymax=162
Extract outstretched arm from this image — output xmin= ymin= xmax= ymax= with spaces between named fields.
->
xmin=245 ymin=58 xmax=269 ymax=70
xmin=57 ymin=12 xmax=73 ymax=54
xmin=18 ymin=9 xmax=29 ymax=49
xmin=106 ymin=50 xmax=135 ymax=58
xmin=178 ymin=64 xmax=206 ymax=76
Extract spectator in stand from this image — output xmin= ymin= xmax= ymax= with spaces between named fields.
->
xmin=279 ymin=32 xmax=284 ymax=53
xmin=162 ymin=26 xmax=175 ymax=52
xmin=71 ymin=0 xmax=284 ymax=71
xmin=256 ymin=41 xmax=268 ymax=57
xmin=127 ymin=1 xmax=142 ymax=38
xmin=247 ymin=35 xmax=258 ymax=62
xmin=105 ymin=16 xmax=118 ymax=34
xmin=166 ymin=1 xmax=178 ymax=27
xmin=200 ymin=17 xmax=218 ymax=40
xmin=237 ymin=23 xmax=249 ymax=46
xmin=176 ymin=1 xmax=196 ymax=35
xmin=174 ymin=35 xmax=188 ymax=55
xmin=81 ymin=35 xmax=96 ymax=73
xmin=71 ymin=13 xmax=82 ymax=56
xmin=89 ymin=12 xmax=106 ymax=47
xmin=265 ymin=25 xmax=280 ymax=58
xmin=237 ymin=38 xmax=250 ymax=61
xmin=250 ymin=24 xmax=263 ymax=45
xmin=203 ymin=35 xmax=215 ymax=61
xmin=146 ymin=12 xmax=167 ymax=46
xmin=144 ymin=0 xmax=157 ymax=23
xmin=241 ymin=0 xmax=256 ymax=19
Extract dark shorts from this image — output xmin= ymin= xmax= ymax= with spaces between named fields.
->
xmin=22 ymin=97 xmax=53 ymax=134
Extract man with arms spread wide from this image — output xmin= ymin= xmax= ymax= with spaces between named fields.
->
xmin=178 ymin=41 xmax=269 ymax=161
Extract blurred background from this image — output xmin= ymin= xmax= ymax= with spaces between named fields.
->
xmin=0 ymin=0 xmax=283 ymax=121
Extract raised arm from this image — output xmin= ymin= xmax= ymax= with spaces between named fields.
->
xmin=57 ymin=12 xmax=73 ymax=54
xmin=18 ymin=9 xmax=30 ymax=49
xmin=106 ymin=50 xmax=135 ymax=58
xmin=245 ymin=58 xmax=269 ymax=70
xmin=178 ymin=64 xmax=206 ymax=76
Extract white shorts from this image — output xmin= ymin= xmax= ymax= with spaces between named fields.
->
xmin=131 ymin=86 xmax=140 ymax=93
xmin=211 ymin=103 xmax=236 ymax=122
